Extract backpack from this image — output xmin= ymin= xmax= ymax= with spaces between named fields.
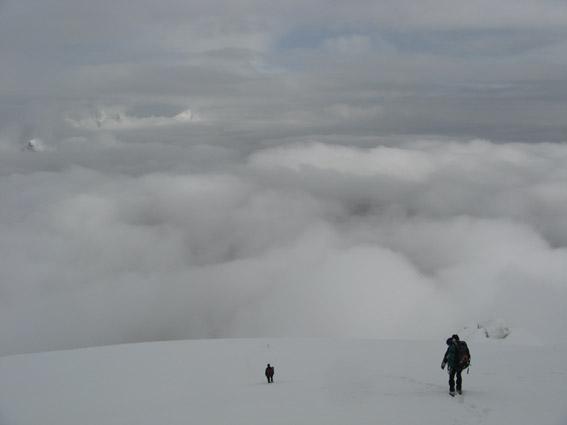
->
xmin=457 ymin=341 xmax=470 ymax=369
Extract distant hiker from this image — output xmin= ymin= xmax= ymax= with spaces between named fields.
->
xmin=265 ymin=363 xmax=275 ymax=383
xmin=441 ymin=334 xmax=471 ymax=395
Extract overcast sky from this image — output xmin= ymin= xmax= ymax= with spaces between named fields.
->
xmin=2 ymin=0 xmax=567 ymax=144
xmin=1 ymin=0 xmax=567 ymax=355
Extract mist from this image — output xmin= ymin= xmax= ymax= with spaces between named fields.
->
xmin=2 ymin=0 xmax=567 ymax=354
xmin=0 ymin=137 xmax=566 ymax=355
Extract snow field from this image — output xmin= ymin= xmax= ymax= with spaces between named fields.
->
xmin=0 ymin=338 xmax=566 ymax=425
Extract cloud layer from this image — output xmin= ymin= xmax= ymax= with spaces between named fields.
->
xmin=1 ymin=0 xmax=567 ymax=144
xmin=1 ymin=138 xmax=567 ymax=354
xmin=1 ymin=0 xmax=567 ymax=354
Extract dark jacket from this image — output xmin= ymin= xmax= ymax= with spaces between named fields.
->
xmin=265 ymin=366 xmax=274 ymax=377
xmin=442 ymin=338 xmax=459 ymax=370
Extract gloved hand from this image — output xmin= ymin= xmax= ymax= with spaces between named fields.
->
xmin=441 ymin=361 xmax=446 ymax=370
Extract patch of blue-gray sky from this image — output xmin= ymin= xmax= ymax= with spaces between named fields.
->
xmin=1 ymin=0 xmax=567 ymax=143
xmin=382 ymin=30 xmax=565 ymax=57
xmin=276 ymin=26 xmax=565 ymax=58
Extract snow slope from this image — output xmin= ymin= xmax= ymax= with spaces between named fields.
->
xmin=0 ymin=338 xmax=566 ymax=425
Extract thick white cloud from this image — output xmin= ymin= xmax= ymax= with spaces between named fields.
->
xmin=1 ymin=138 xmax=567 ymax=354
xmin=1 ymin=0 xmax=567 ymax=355
xmin=250 ymin=142 xmax=436 ymax=180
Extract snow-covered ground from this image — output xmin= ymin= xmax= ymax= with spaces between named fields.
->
xmin=1 ymin=338 xmax=566 ymax=425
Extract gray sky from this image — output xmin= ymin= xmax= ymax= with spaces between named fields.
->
xmin=1 ymin=0 xmax=567 ymax=355
xmin=1 ymin=0 xmax=567 ymax=144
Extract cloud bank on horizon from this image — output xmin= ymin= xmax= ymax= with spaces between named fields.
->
xmin=1 ymin=0 xmax=567 ymax=354
xmin=1 ymin=138 xmax=567 ymax=354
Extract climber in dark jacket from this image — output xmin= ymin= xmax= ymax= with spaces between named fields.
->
xmin=265 ymin=364 xmax=274 ymax=383
xmin=441 ymin=334 xmax=463 ymax=395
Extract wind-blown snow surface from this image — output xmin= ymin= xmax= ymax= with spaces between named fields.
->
xmin=1 ymin=338 xmax=566 ymax=425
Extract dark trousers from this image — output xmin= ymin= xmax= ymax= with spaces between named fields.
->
xmin=449 ymin=367 xmax=462 ymax=391
xmin=267 ymin=376 xmax=273 ymax=383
